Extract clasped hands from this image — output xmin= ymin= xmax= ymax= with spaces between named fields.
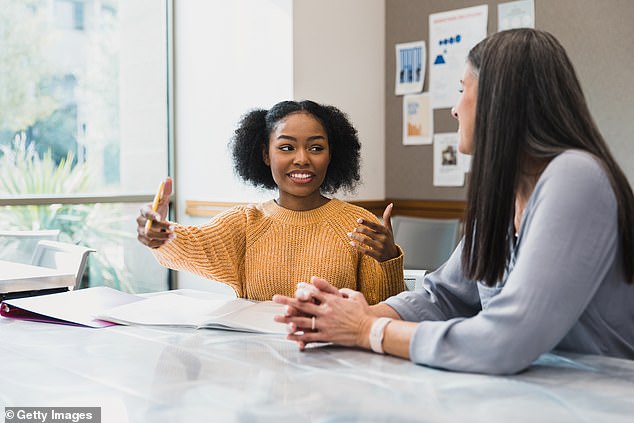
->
xmin=273 ymin=276 xmax=376 ymax=350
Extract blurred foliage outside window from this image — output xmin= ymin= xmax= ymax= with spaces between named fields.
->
xmin=0 ymin=0 xmax=168 ymax=292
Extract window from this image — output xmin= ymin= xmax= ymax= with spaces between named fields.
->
xmin=0 ymin=0 xmax=172 ymax=293
xmin=54 ymin=0 xmax=85 ymax=30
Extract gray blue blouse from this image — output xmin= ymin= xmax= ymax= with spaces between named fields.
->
xmin=384 ymin=150 xmax=634 ymax=374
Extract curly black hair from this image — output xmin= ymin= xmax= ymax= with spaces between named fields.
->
xmin=230 ymin=100 xmax=361 ymax=194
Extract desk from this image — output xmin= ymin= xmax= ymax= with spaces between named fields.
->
xmin=0 ymin=260 xmax=75 ymax=294
xmin=0 ymin=318 xmax=633 ymax=422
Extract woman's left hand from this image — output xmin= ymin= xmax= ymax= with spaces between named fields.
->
xmin=273 ymin=277 xmax=375 ymax=350
xmin=349 ymin=203 xmax=400 ymax=262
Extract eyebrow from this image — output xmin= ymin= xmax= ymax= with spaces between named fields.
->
xmin=276 ymin=135 xmax=326 ymax=141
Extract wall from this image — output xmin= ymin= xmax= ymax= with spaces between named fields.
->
xmin=293 ymin=0 xmax=386 ymax=200
xmin=172 ymin=0 xmax=386 ymax=291
xmin=385 ymin=0 xmax=634 ymax=200
xmin=173 ymin=0 xmax=293 ymax=292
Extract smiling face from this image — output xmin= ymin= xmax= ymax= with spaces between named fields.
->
xmin=451 ymin=62 xmax=478 ymax=155
xmin=263 ymin=112 xmax=331 ymax=211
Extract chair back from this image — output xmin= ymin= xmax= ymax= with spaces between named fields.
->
xmin=0 ymin=230 xmax=60 ymax=263
xmin=31 ymin=240 xmax=96 ymax=289
xmin=392 ymin=215 xmax=460 ymax=271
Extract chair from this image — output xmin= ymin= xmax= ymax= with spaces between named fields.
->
xmin=392 ymin=215 xmax=460 ymax=272
xmin=30 ymin=240 xmax=96 ymax=289
xmin=0 ymin=230 xmax=60 ymax=263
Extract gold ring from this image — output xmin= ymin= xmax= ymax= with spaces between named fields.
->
xmin=311 ymin=316 xmax=316 ymax=331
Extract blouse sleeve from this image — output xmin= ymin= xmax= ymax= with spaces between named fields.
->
xmin=383 ymin=240 xmax=481 ymax=321
xmin=407 ymin=153 xmax=620 ymax=374
xmin=151 ymin=206 xmax=248 ymax=296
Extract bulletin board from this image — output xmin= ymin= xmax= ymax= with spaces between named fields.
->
xmin=385 ymin=0 xmax=634 ymax=200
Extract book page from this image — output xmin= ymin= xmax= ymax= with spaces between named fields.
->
xmin=97 ymin=293 xmax=230 ymax=327
xmin=205 ymin=301 xmax=287 ymax=334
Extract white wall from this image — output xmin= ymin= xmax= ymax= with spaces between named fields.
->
xmin=173 ymin=0 xmax=385 ymax=291
xmin=293 ymin=0 xmax=386 ymax=200
xmin=174 ymin=0 xmax=293 ymax=207
xmin=174 ymin=0 xmax=293 ymax=292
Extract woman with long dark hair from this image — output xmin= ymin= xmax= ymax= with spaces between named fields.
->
xmin=274 ymin=29 xmax=634 ymax=374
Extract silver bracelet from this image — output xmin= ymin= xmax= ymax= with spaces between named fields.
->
xmin=369 ymin=317 xmax=393 ymax=354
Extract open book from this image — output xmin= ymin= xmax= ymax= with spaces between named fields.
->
xmin=96 ymin=291 xmax=287 ymax=335
xmin=1 ymin=287 xmax=287 ymax=334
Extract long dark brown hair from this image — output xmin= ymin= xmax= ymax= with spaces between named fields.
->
xmin=462 ymin=29 xmax=634 ymax=286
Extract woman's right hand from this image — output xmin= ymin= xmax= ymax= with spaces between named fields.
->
xmin=137 ymin=177 xmax=175 ymax=249
xmin=273 ymin=277 xmax=375 ymax=350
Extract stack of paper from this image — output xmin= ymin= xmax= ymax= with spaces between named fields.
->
xmin=0 ymin=286 xmax=142 ymax=327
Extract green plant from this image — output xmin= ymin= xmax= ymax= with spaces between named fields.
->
xmin=0 ymin=134 xmax=136 ymax=291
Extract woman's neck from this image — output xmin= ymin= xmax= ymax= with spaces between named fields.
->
xmin=275 ymin=193 xmax=330 ymax=211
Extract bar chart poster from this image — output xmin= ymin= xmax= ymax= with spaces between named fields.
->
xmin=395 ymin=41 xmax=425 ymax=95
xmin=429 ymin=5 xmax=488 ymax=109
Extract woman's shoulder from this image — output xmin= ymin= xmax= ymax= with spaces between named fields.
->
xmin=546 ymin=150 xmax=605 ymax=176
xmin=330 ymin=198 xmax=380 ymax=222
xmin=542 ymin=150 xmax=610 ymax=186
xmin=213 ymin=201 xmax=269 ymax=222
xmin=536 ymin=150 xmax=615 ymax=206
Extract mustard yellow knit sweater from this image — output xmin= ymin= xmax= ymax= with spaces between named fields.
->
xmin=152 ymin=198 xmax=404 ymax=304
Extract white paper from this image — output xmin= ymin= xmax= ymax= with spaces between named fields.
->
xmin=1 ymin=286 xmax=143 ymax=328
xmin=395 ymin=41 xmax=426 ymax=95
xmin=402 ymin=93 xmax=433 ymax=145
xmin=461 ymin=153 xmax=473 ymax=173
xmin=433 ymin=133 xmax=469 ymax=187
xmin=498 ymin=0 xmax=535 ymax=31
xmin=429 ymin=5 xmax=488 ymax=109
xmin=97 ymin=291 xmax=287 ymax=334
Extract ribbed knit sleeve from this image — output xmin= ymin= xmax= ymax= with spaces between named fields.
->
xmin=326 ymin=202 xmax=405 ymax=304
xmin=359 ymin=247 xmax=405 ymax=305
xmin=151 ymin=206 xmax=248 ymax=297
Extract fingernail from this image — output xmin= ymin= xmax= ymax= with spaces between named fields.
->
xmin=168 ymin=225 xmax=175 ymax=231
xmin=286 ymin=323 xmax=295 ymax=333
xmin=347 ymin=232 xmax=353 ymax=237
xmin=285 ymin=305 xmax=291 ymax=315
xmin=357 ymin=218 xmax=363 ymax=224
xmin=168 ymin=233 xmax=175 ymax=239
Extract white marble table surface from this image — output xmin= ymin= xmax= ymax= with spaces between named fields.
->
xmin=0 ymin=317 xmax=633 ymax=422
xmin=0 ymin=260 xmax=74 ymax=293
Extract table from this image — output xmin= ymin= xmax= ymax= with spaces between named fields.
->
xmin=0 ymin=318 xmax=633 ymax=422
xmin=0 ymin=260 xmax=75 ymax=294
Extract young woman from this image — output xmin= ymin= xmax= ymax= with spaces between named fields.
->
xmin=274 ymin=29 xmax=634 ymax=374
xmin=137 ymin=100 xmax=404 ymax=304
